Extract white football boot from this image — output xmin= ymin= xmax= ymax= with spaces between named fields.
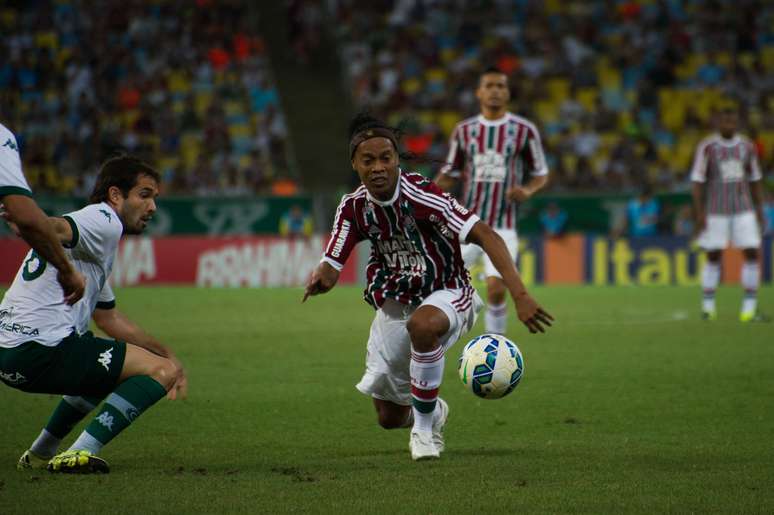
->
xmin=409 ymin=431 xmax=439 ymax=461
xmin=431 ymin=398 xmax=449 ymax=453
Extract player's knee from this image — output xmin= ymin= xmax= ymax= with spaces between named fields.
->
xmin=376 ymin=412 xmax=403 ymax=429
xmin=147 ymin=357 xmax=179 ymax=391
xmin=406 ymin=317 xmax=437 ymax=351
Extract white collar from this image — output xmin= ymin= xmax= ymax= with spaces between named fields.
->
xmin=713 ymin=133 xmax=741 ymax=147
xmin=477 ymin=113 xmax=510 ymax=126
xmin=366 ymin=170 xmax=401 ymax=206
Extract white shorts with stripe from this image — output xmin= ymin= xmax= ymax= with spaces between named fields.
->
xmin=697 ymin=211 xmax=761 ymax=250
xmin=355 ymin=287 xmax=484 ymax=406
xmin=460 ymin=227 xmax=518 ymax=278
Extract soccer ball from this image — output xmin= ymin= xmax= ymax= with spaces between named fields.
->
xmin=458 ymin=334 xmax=524 ymax=399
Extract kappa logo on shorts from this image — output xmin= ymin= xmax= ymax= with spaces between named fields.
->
xmin=96 ymin=411 xmax=114 ymax=431
xmin=97 ymin=347 xmax=113 ymax=371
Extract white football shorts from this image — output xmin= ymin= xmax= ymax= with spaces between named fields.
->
xmin=355 ymin=288 xmax=484 ymax=406
xmin=697 ymin=211 xmax=761 ymax=250
xmin=460 ymin=227 xmax=518 ymax=278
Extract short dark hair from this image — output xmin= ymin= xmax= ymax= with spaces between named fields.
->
xmin=480 ymin=66 xmax=505 ymax=77
xmin=89 ymin=155 xmax=160 ymax=204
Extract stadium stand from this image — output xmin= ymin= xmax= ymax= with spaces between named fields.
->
xmin=331 ymin=0 xmax=774 ymax=192
xmin=0 ymin=0 xmax=295 ymax=196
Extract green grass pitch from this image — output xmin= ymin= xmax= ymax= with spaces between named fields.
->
xmin=0 ymin=285 xmax=773 ymax=514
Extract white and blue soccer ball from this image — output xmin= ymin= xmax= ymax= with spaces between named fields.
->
xmin=458 ymin=334 xmax=524 ymax=400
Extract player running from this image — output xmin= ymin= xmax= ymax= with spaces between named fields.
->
xmin=304 ymin=113 xmax=552 ymax=461
xmin=691 ymin=106 xmax=767 ymax=322
xmin=2 ymin=156 xmax=187 ymax=473
xmin=435 ymin=67 xmax=549 ymax=336
xmin=0 ymin=122 xmax=85 ymax=304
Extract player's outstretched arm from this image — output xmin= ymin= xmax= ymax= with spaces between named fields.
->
xmin=691 ymin=182 xmax=707 ymax=235
xmin=92 ymin=307 xmax=187 ymax=400
xmin=466 ymin=221 xmax=553 ymax=333
xmin=1 ymin=197 xmax=86 ymax=304
xmin=303 ymin=261 xmax=340 ymax=302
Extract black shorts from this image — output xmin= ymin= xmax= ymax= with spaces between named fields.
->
xmin=0 ymin=331 xmax=126 ymax=396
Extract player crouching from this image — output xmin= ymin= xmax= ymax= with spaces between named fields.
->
xmin=1 ymin=156 xmax=187 ymax=473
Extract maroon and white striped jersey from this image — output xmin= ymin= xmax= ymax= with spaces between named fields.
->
xmin=440 ymin=113 xmax=548 ymax=230
xmin=690 ymin=133 xmax=762 ymax=215
xmin=323 ymin=170 xmax=479 ymax=309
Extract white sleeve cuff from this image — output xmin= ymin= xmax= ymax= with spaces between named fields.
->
xmin=458 ymin=215 xmax=480 ymax=243
xmin=532 ymin=167 xmax=549 ymax=177
xmin=321 ymin=256 xmax=344 ymax=271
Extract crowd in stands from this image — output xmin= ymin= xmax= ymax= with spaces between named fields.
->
xmin=0 ymin=0 xmax=296 ymax=196
xmin=332 ymin=0 xmax=774 ymax=193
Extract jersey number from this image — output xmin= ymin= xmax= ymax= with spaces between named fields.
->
xmin=22 ymin=250 xmax=47 ymax=281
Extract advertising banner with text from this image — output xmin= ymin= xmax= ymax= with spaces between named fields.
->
xmin=1 ymin=234 xmax=770 ymax=287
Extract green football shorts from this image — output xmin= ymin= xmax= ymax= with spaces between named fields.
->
xmin=0 ymin=331 xmax=126 ymax=396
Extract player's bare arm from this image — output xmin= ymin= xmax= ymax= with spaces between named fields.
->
xmin=507 ymin=174 xmax=548 ymax=202
xmin=434 ymin=173 xmax=458 ymax=193
xmin=691 ymin=181 xmax=707 ymax=234
xmin=303 ymin=261 xmax=340 ymax=302
xmin=92 ymin=307 xmax=187 ymax=400
xmin=750 ymin=180 xmax=765 ymax=233
xmin=466 ymin=220 xmax=553 ymax=333
xmin=1 ymin=196 xmax=86 ymax=305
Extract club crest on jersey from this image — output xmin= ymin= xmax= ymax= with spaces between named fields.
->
xmin=402 ymin=215 xmax=416 ymax=231
xmin=368 ymin=224 xmax=381 ymax=236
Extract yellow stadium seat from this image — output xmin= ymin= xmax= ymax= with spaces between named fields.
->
xmin=401 ymin=78 xmax=422 ymax=95
xmin=440 ymin=48 xmax=457 ymax=64
xmin=228 ymin=123 xmax=251 ymax=138
xmin=168 ymin=70 xmax=190 ymax=94
xmin=546 ymin=78 xmax=570 ymax=102
xmin=535 ymin=100 xmax=559 ymax=123
xmin=35 ymin=31 xmax=57 ymax=49
xmin=761 ymin=47 xmax=774 ymax=71
xmin=195 ymin=91 xmax=212 ymax=116
xmin=577 ymin=88 xmax=598 ymax=110
xmin=438 ymin=111 xmax=461 ymax=137
xmin=180 ymin=134 xmax=200 ymax=167
xmin=425 ymin=68 xmax=447 ymax=82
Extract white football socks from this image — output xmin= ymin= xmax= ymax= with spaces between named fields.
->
xmin=410 ymin=347 xmax=445 ymax=433
xmin=741 ymin=261 xmax=759 ymax=315
xmin=485 ymin=302 xmax=507 ymax=334
xmin=30 ymin=429 xmax=60 ymax=458
xmin=701 ymin=262 xmax=720 ymax=313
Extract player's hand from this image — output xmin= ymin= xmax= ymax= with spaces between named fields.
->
xmin=0 ymin=203 xmax=21 ymax=237
xmin=303 ymin=271 xmax=330 ymax=302
xmin=57 ymin=268 xmax=86 ymax=305
xmin=302 ymin=264 xmax=337 ymax=302
xmin=514 ymin=292 xmax=553 ymax=334
xmin=166 ymin=354 xmax=188 ymax=400
xmin=506 ymin=186 xmax=532 ymax=202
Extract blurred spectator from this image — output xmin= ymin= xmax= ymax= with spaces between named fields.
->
xmin=626 ymin=186 xmax=660 ymax=237
xmin=672 ymin=205 xmax=695 ymax=237
xmin=539 ymin=202 xmax=569 ymax=237
xmin=764 ymin=190 xmax=774 ymax=237
xmin=1 ymin=0 xmax=296 ymax=195
xmin=279 ymin=204 xmax=313 ymax=238
xmin=332 ymin=0 xmax=774 ymax=194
